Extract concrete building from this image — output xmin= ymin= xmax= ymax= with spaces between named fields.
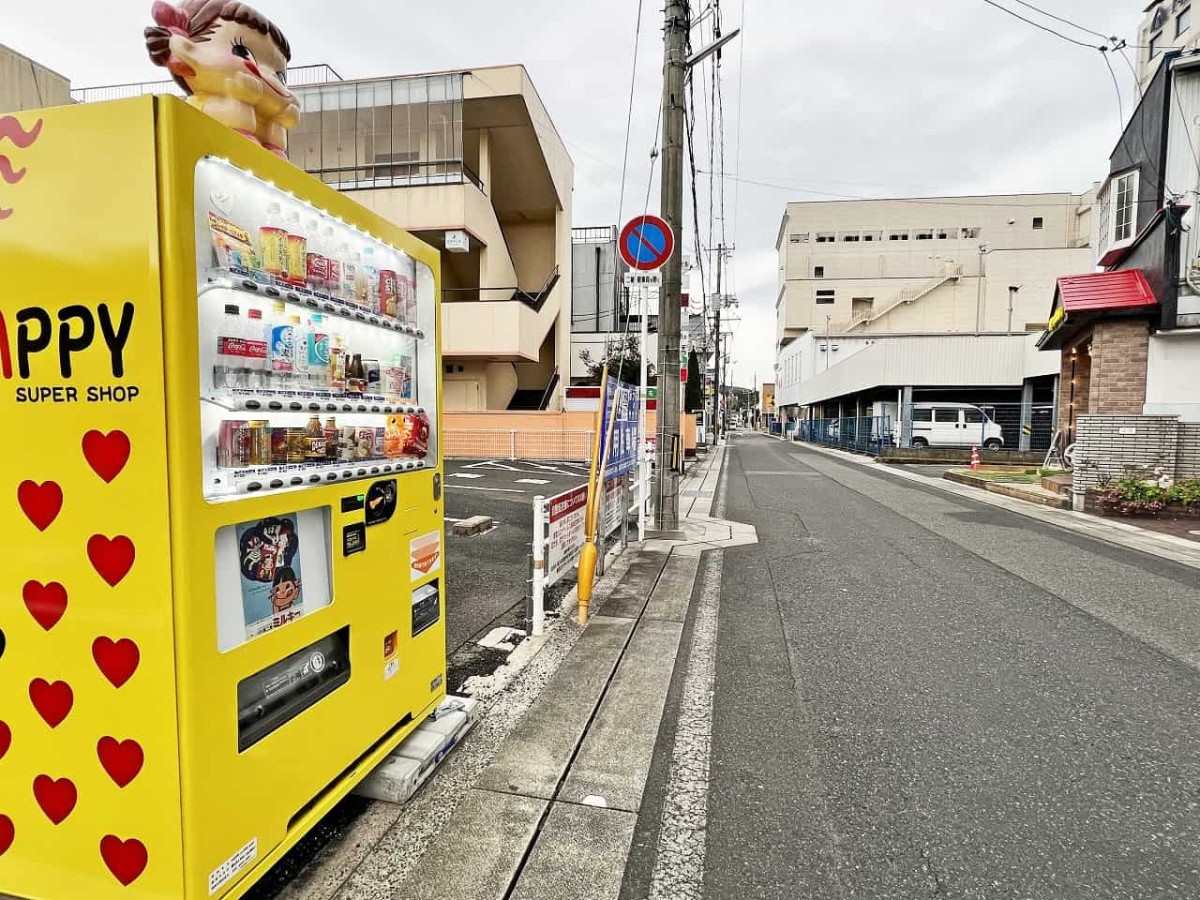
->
xmin=774 ymin=193 xmax=1096 ymax=449
xmin=285 ymin=66 xmax=573 ymax=412
xmin=776 ymin=193 xmax=1096 ymax=348
xmin=72 ymin=63 xmax=574 ymax=413
xmin=1138 ymin=1 xmax=1196 ymax=89
xmin=0 ymin=44 xmax=72 ymax=113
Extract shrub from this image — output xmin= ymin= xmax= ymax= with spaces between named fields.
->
xmin=1096 ymin=478 xmax=1169 ymax=517
xmin=1169 ymin=479 xmax=1200 ymax=508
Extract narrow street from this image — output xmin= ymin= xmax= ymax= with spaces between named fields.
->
xmin=628 ymin=434 xmax=1200 ymax=900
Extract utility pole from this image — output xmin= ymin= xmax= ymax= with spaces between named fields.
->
xmin=655 ymin=0 xmax=688 ymax=531
xmin=712 ymin=244 xmax=724 ymax=444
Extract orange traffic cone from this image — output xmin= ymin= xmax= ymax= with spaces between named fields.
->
xmin=970 ymin=446 xmax=981 ymax=471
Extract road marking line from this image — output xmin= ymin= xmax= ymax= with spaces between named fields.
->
xmin=649 ymin=447 xmax=730 ymax=900
xmin=449 ymin=473 xmax=485 ymax=479
xmin=516 ymin=478 xmax=552 ymax=485
xmin=445 ymin=485 xmax=527 ymax=494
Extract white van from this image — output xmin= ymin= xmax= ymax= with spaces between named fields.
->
xmin=910 ymin=403 xmax=1004 ymax=450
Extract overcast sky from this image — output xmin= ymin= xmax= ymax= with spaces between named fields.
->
xmin=5 ymin=0 xmax=1146 ymax=388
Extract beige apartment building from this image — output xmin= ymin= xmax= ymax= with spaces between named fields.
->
xmin=1139 ymin=0 xmax=1196 ymax=89
xmin=0 ymin=44 xmax=72 ymax=113
xmin=776 ymin=192 xmax=1096 ymax=346
xmin=70 ymin=63 xmax=574 ymax=413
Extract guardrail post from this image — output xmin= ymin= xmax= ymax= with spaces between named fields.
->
xmin=531 ymin=496 xmax=547 ymax=636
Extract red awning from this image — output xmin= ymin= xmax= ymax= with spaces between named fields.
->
xmin=1056 ymin=269 xmax=1157 ymax=314
xmin=1038 ymin=269 xmax=1157 ymax=350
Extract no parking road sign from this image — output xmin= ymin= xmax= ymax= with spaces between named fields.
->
xmin=620 ymin=215 xmax=675 ymax=271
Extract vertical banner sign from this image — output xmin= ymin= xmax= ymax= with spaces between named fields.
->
xmin=598 ymin=378 xmax=639 ymax=479
xmin=601 ymin=476 xmax=624 ymax=538
xmin=545 ymin=485 xmax=589 ymax=586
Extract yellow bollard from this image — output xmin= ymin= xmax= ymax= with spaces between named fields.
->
xmin=577 ymin=540 xmax=598 ymax=623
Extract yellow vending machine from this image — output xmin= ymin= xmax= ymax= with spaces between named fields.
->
xmin=0 ymin=96 xmax=446 ymax=899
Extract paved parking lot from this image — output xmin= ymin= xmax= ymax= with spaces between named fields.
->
xmin=443 ymin=458 xmax=590 ymax=690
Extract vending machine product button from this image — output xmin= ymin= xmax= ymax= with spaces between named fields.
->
xmin=268 ymin=401 xmax=283 ymax=411
xmin=356 ymin=405 xmax=368 ymax=413
xmin=325 ymin=403 xmax=338 ymax=412
xmin=247 ymin=482 xmax=263 ymax=492
xmin=341 ymin=404 xmax=353 ymax=413
xmin=356 ymin=468 xmax=367 ymax=477
xmin=342 ymin=470 xmax=353 ymax=479
xmin=308 ymin=475 xmax=322 ymax=484
xmin=323 ymin=301 xmax=337 ymax=313
xmin=290 ymin=476 xmax=304 ymax=486
xmin=289 ymin=402 xmax=303 ymax=412
xmin=309 ymin=403 xmax=321 ymax=412
xmin=370 ymin=467 xmax=380 ymax=475
xmin=326 ymin=473 xmax=338 ymax=482
xmin=266 ymin=286 xmax=280 ymax=298
xmin=246 ymin=400 xmax=262 ymax=410
xmin=269 ymin=479 xmax=284 ymax=489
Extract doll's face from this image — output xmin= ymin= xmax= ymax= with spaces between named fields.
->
xmin=272 ymin=578 xmax=300 ymax=609
xmin=171 ymin=18 xmax=293 ymax=105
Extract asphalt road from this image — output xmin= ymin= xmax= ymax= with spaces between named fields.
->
xmin=443 ymin=458 xmax=589 ymax=689
xmin=639 ymin=433 xmax=1200 ymax=900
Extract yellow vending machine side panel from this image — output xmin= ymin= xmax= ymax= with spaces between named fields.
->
xmin=153 ymin=98 xmax=446 ymax=898
xmin=0 ymin=99 xmax=186 ymax=897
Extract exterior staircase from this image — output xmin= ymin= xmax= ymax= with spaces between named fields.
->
xmin=839 ymin=264 xmax=963 ymax=333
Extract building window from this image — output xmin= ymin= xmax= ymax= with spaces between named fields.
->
xmin=1150 ymin=33 xmax=1162 ymax=57
xmin=1179 ymin=7 xmax=1191 ymax=36
xmin=888 ymin=231 xmax=910 ymax=241
xmin=789 ymin=233 xmax=809 ymax=244
xmin=1032 ymin=217 xmax=1044 ymax=230
xmin=842 ymin=233 xmax=860 ymax=242
xmin=915 ymin=229 xmax=934 ymax=241
xmin=961 ymin=227 xmax=981 ymax=239
xmin=814 ymin=266 xmax=825 ymax=278
xmin=816 ymin=232 xmax=836 ymax=243
xmin=1113 ymin=170 xmax=1138 ymax=243
xmin=815 ymin=289 xmax=835 ymax=305
xmin=863 ymin=230 xmax=882 ymax=242
xmin=936 ymin=228 xmax=955 ymax=239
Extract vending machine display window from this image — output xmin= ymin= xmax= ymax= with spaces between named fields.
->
xmin=214 ymin=507 xmax=334 ymax=652
xmin=194 ymin=157 xmax=439 ymax=502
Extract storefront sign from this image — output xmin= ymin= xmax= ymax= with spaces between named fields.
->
xmin=1047 ymin=304 xmax=1066 ymax=334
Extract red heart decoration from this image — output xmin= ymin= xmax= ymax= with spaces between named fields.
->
xmin=82 ymin=430 xmax=131 ymax=483
xmin=97 ymin=737 xmax=144 ymax=788
xmin=28 ymin=679 xmax=72 ymax=727
xmin=100 ymin=835 xmax=148 ymax=886
xmin=22 ymin=581 xmax=67 ymax=631
xmin=87 ymin=535 xmax=136 ymax=587
xmin=0 ymin=815 xmax=13 ymax=857
xmin=17 ymin=481 xmax=62 ymax=531
xmin=92 ymin=637 xmax=140 ymax=688
xmin=0 ymin=722 xmax=10 ymax=760
xmin=33 ymin=775 xmax=77 ymax=824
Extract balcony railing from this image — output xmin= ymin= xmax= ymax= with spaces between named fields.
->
xmin=71 ymin=64 xmax=344 ymax=104
xmin=573 ymin=226 xmax=617 ymax=244
xmin=298 ymin=159 xmax=483 ymax=193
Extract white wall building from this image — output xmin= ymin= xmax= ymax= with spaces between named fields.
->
xmin=1139 ymin=0 xmax=1196 ymax=90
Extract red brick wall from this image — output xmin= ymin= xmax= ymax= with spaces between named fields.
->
xmin=1089 ymin=318 xmax=1150 ymax=416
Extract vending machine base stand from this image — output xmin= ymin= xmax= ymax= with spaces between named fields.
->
xmin=354 ymin=696 xmax=480 ymax=806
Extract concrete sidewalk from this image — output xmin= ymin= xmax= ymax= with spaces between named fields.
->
xmin=264 ymin=445 xmax=751 ymax=900
xmin=788 ymin=439 xmax=1200 ymax=571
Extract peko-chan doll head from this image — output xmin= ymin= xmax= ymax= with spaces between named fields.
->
xmin=145 ymin=1 xmax=298 ymax=154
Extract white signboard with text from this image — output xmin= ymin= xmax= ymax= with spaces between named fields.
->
xmin=546 ymin=485 xmax=588 ymax=586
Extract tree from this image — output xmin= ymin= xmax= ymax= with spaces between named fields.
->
xmin=685 ymin=349 xmax=703 ymax=412
xmin=578 ymin=334 xmax=649 ymax=386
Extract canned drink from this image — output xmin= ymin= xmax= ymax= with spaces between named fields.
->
xmin=271 ymin=428 xmax=290 ymax=465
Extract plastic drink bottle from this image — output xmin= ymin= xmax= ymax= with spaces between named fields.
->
xmin=290 ymin=314 xmax=309 ymax=385
xmin=307 ymin=314 xmax=331 ymax=389
xmin=244 ymin=308 xmax=269 ymax=389
xmin=270 ymin=301 xmax=294 ymax=389
xmin=260 ymin=202 xmax=287 ymax=279
xmin=215 ymin=303 xmax=244 ymax=390
xmin=284 ymin=212 xmax=308 ymax=287
xmin=362 ymin=245 xmax=381 ymax=313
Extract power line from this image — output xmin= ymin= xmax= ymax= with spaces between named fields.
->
xmin=615 ymin=0 xmax=646 ymax=230
xmin=1100 ymin=48 xmax=1124 ymax=136
xmin=1006 ymin=0 xmax=1112 ymax=42
xmin=978 ymin=0 xmax=1102 ymax=49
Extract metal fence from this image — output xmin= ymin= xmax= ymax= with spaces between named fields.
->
xmin=901 ymin=403 xmax=1055 ymax=452
xmin=794 ymin=417 xmax=894 ymax=455
xmin=444 ymin=429 xmax=595 ymax=462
